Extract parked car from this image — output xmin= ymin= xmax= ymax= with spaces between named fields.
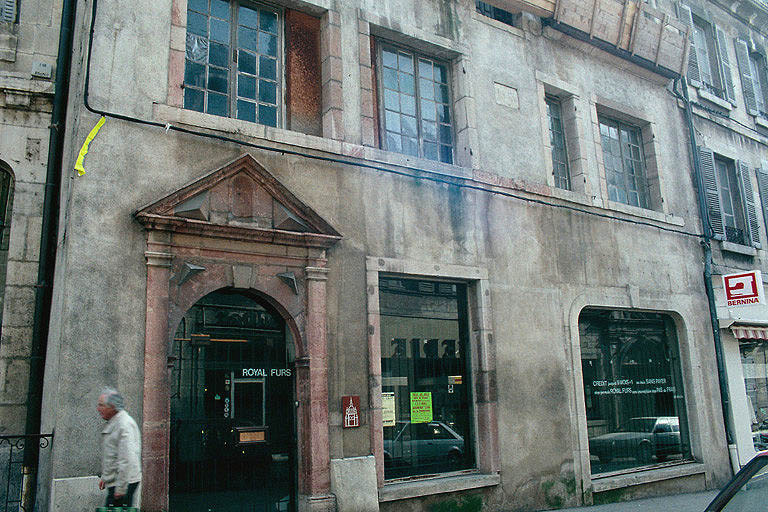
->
xmin=705 ymin=451 xmax=768 ymax=511
xmin=588 ymin=416 xmax=681 ymax=464
xmin=383 ymin=421 xmax=464 ymax=469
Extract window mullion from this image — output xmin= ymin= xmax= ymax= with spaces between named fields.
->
xmin=414 ymin=58 xmax=424 ymax=160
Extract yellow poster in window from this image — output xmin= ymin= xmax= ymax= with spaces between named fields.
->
xmin=410 ymin=392 xmax=433 ymax=424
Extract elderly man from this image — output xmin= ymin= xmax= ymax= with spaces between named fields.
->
xmin=97 ymin=387 xmax=142 ymax=507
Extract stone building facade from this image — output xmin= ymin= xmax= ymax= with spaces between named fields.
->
xmin=6 ymin=0 xmax=768 ymax=511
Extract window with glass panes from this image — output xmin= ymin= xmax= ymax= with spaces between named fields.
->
xmin=749 ymin=53 xmax=767 ymax=116
xmin=715 ymin=157 xmax=746 ymax=245
xmin=546 ymin=96 xmax=570 ymax=190
xmin=598 ymin=116 xmax=649 ymax=208
xmin=378 ymin=45 xmax=454 ymax=164
xmin=184 ymin=0 xmax=280 ymax=127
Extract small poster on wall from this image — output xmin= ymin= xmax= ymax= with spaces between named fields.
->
xmin=382 ymin=392 xmax=395 ymax=427
xmin=410 ymin=392 xmax=433 ymax=423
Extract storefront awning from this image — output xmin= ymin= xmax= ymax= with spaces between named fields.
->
xmin=731 ymin=325 xmax=768 ymax=340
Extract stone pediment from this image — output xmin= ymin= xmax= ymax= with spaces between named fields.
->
xmin=135 ymin=154 xmax=341 ymax=248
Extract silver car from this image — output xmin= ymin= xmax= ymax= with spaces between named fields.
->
xmin=383 ymin=421 xmax=464 ymax=468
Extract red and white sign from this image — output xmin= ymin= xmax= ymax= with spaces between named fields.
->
xmin=342 ymin=396 xmax=360 ymax=428
xmin=723 ymin=270 xmax=765 ymax=307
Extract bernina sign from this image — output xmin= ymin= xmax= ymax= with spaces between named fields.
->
xmin=723 ymin=271 xmax=766 ymax=307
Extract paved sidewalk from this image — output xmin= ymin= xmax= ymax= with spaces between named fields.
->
xmin=557 ymin=489 xmax=720 ymax=512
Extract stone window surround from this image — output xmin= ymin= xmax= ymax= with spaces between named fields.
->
xmin=590 ymin=95 xmax=668 ymax=215
xmin=535 ymin=71 xmax=589 ymax=197
xmin=567 ymin=291 xmax=708 ymax=499
xmin=365 ymin=256 xmax=500 ymax=497
xmin=166 ymin=0 xmax=344 ymax=140
xmin=357 ymin=9 xmax=478 ymax=169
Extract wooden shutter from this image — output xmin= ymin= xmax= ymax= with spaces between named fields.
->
xmin=737 ymin=161 xmax=761 ymax=248
xmin=1 ymin=0 xmax=17 ymax=23
xmin=679 ymin=4 xmax=700 ymax=85
xmin=735 ymin=39 xmax=759 ymax=115
xmin=714 ymin=26 xmax=736 ymax=104
xmin=699 ymin=146 xmax=724 ymax=240
xmin=756 ymin=166 xmax=768 ymax=248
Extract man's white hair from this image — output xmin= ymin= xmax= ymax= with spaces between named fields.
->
xmin=101 ymin=387 xmax=125 ymax=411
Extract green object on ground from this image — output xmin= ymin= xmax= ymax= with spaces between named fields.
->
xmin=96 ymin=508 xmax=139 ymax=511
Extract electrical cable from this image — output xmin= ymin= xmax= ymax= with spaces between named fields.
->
xmin=82 ymin=0 xmax=704 ymax=240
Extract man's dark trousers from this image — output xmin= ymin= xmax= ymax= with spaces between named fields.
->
xmin=105 ymin=482 xmax=139 ymax=507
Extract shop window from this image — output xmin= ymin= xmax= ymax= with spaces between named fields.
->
xmin=598 ymin=116 xmax=650 ymax=209
xmin=376 ymin=44 xmax=455 ymax=164
xmin=735 ymin=40 xmax=768 ymax=119
xmin=475 ymin=1 xmax=520 ymax=28
xmin=379 ymin=277 xmax=473 ymax=479
xmin=741 ymin=342 xmax=768 ymax=450
xmin=698 ymin=147 xmax=760 ymax=248
xmin=579 ymin=309 xmax=692 ymax=474
xmin=0 ymin=0 xmax=17 ymax=23
xmin=679 ymin=4 xmax=736 ymax=104
xmin=546 ymin=95 xmax=571 ymax=191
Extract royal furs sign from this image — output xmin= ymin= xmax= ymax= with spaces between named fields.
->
xmin=723 ymin=271 xmax=766 ymax=307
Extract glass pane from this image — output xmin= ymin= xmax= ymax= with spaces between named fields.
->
xmin=402 ymin=136 xmax=418 ymax=156
xmin=382 ymin=49 xmax=397 ymax=69
xmin=436 ymin=84 xmax=450 ymax=103
xmin=385 ymin=110 xmax=401 ymax=134
xmin=259 ymin=33 xmax=278 ymax=57
xmin=418 ymin=59 xmax=432 ymax=80
xmin=210 ymin=18 xmax=230 ymax=43
xmin=188 ymin=0 xmax=207 ymax=13
xmin=401 ymin=115 xmax=417 ymax=138
xmin=439 ymin=145 xmax=452 ymax=164
xmin=187 ymin=11 xmax=208 ymax=37
xmin=207 ymin=92 xmax=228 ymax=116
xmin=259 ymin=80 xmax=277 ymax=104
xmin=260 ymin=56 xmax=277 ymax=80
xmin=260 ymin=10 xmax=277 ymax=33
xmin=238 ymin=74 xmax=256 ymax=99
xmin=398 ymin=52 xmax=414 ymax=74
xmin=186 ymin=33 xmax=208 ymax=62
xmin=423 ymin=141 xmax=438 ymax=161
xmin=400 ymin=94 xmax=416 ymax=116
xmin=386 ymin=131 xmax=402 ymax=152
xmin=439 ymin=124 xmax=452 ymax=144
xmin=383 ymin=68 xmax=398 ymax=90
xmin=434 ymin=64 xmax=447 ymax=83
xmin=207 ymin=66 xmax=228 ymax=93
xmin=184 ymin=60 xmax=206 ymax=87
xmin=237 ymin=99 xmax=256 ymax=122
xmin=419 ymin=79 xmax=434 ymax=100
xmin=184 ymin=88 xmax=205 ymax=112
xmin=438 ymin=104 xmax=450 ymax=123
xmin=239 ymin=5 xmax=258 ymax=28
xmin=399 ymin=73 xmax=415 ymax=95
xmin=421 ymin=99 xmax=436 ymax=121
xmin=209 ymin=42 xmax=228 ymax=67
xmin=238 ymin=50 xmax=257 ymax=74
xmin=258 ymin=104 xmax=277 ymax=126
xmin=384 ymin=90 xmax=400 ymax=111
xmin=423 ymin=121 xmax=436 ymax=141
xmin=238 ymin=26 xmax=258 ymax=52
xmin=211 ymin=0 xmax=229 ymax=19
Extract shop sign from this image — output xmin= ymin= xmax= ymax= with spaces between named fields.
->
xmin=410 ymin=392 xmax=433 ymax=423
xmin=342 ymin=396 xmax=360 ymax=428
xmin=382 ymin=392 xmax=395 ymax=427
xmin=723 ymin=271 xmax=766 ymax=308
xmin=240 ymin=368 xmax=292 ymax=377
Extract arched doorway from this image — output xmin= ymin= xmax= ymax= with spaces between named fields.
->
xmin=169 ymin=288 xmax=296 ymax=511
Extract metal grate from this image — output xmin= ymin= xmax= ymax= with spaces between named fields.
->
xmin=0 ymin=434 xmax=53 ymax=512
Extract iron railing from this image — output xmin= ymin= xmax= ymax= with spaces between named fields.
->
xmin=0 ymin=434 xmax=53 ymax=512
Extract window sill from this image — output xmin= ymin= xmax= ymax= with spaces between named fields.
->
xmin=591 ymin=461 xmax=706 ymax=493
xmin=720 ymin=240 xmax=757 ymax=257
xmin=379 ymin=471 xmax=500 ymax=502
xmin=756 ymin=116 xmax=768 ymax=130
xmin=471 ymin=10 xmax=524 ymax=38
xmin=152 ymin=103 xmax=473 ymax=180
xmin=603 ymin=199 xmax=684 ymax=227
xmin=697 ymin=89 xmax=732 ymax=111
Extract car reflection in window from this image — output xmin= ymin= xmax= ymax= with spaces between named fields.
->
xmin=589 ymin=416 xmax=682 ymax=467
xmin=383 ymin=421 xmax=464 ymax=478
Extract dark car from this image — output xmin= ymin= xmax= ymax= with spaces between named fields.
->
xmin=383 ymin=420 xmax=464 ymax=468
xmin=588 ymin=416 xmax=681 ymax=464
xmin=705 ymin=451 xmax=768 ymax=511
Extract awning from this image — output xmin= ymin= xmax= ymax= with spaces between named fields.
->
xmin=731 ymin=325 xmax=768 ymax=340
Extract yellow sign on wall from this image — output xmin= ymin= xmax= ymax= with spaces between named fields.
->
xmin=410 ymin=392 xmax=433 ymax=424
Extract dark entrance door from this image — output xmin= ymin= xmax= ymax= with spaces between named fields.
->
xmin=170 ymin=289 xmax=295 ymax=511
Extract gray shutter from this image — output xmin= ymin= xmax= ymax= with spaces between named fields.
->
xmin=679 ymin=4 xmax=701 ymax=85
xmin=1 ymin=0 xmax=17 ymax=23
xmin=756 ymin=166 xmax=768 ymax=248
xmin=699 ymin=146 xmax=724 ymax=240
xmin=714 ymin=26 xmax=736 ymax=104
xmin=737 ymin=161 xmax=761 ymax=248
xmin=735 ymin=39 xmax=759 ymax=115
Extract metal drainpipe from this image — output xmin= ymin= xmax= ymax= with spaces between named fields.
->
xmin=21 ymin=0 xmax=77 ymax=508
xmin=676 ymin=77 xmax=736 ymax=458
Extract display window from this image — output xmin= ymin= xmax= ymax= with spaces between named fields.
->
xmin=579 ymin=309 xmax=692 ymax=474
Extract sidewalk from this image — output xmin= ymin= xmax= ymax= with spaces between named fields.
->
xmin=557 ymin=489 xmax=719 ymax=512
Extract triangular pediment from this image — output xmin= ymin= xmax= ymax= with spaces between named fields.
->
xmin=135 ymin=154 xmax=341 ymax=248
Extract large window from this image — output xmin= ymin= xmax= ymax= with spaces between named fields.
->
xmin=377 ymin=45 xmax=454 ymax=164
xmin=680 ymin=5 xmax=735 ymax=103
xmin=379 ymin=277 xmax=472 ymax=479
xmin=715 ymin=157 xmax=747 ymax=245
xmin=735 ymin=39 xmax=768 ymax=119
xmin=546 ymin=95 xmax=571 ymax=190
xmin=184 ymin=0 xmax=281 ymax=126
xmin=598 ymin=116 xmax=649 ymax=209
xmin=580 ymin=309 xmax=691 ymax=474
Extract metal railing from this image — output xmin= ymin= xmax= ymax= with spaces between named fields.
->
xmin=0 ymin=434 xmax=53 ymax=512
